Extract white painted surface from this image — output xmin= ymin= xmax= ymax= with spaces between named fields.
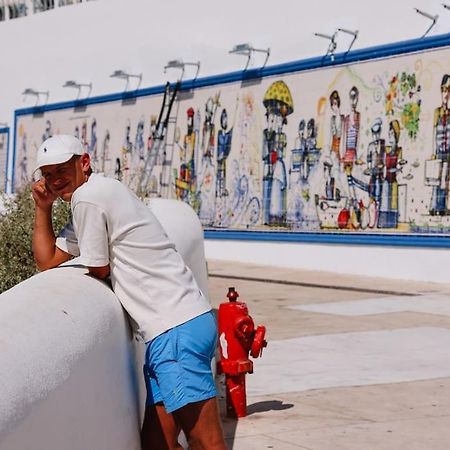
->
xmin=0 ymin=199 xmax=207 ymax=449
xmin=2 ymin=0 xmax=450 ymax=282
xmin=205 ymin=239 xmax=450 ymax=283
xmin=288 ymin=295 xmax=450 ymax=317
xmin=149 ymin=198 xmax=209 ymax=300
xmin=248 ymin=327 xmax=450 ymax=396
xmin=0 ymin=266 xmax=142 ymax=450
xmin=1 ymin=0 xmax=449 ymax=126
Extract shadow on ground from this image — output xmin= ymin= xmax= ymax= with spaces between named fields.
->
xmin=247 ymin=399 xmax=294 ymax=415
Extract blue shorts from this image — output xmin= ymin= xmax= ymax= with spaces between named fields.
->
xmin=143 ymin=310 xmax=217 ymax=413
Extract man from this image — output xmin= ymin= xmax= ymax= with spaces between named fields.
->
xmin=32 ymin=134 xmax=227 ymax=450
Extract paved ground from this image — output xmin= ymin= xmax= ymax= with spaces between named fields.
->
xmin=207 ymin=260 xmax=450 ymax=450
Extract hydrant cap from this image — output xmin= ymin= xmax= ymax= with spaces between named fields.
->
xmin=227 ymin=287 xmax=239 ymax=302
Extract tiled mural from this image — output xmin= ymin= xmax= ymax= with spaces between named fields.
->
xmin=13 ymin=42 xmax=450 ymax=235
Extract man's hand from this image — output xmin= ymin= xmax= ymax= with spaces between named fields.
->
xmin=32 ymin=178 xmax=57 ymax=210
xmin=32 ymin=177 xmax=71 ymax=271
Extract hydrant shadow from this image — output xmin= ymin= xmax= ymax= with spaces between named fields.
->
xmin=246 ymin=399 xmax=294 ymax=415
xmin=221 ymin=399 xmax=294 ymax=448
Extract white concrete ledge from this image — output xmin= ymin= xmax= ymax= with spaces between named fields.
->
xmin=0 ymin=199 xmax=208 ymax=449
xmin=0 ymin=266 xmax=142 ymax=450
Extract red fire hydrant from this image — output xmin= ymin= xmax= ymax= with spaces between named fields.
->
xmin=217 ymin=287 xmax=267 ymax=418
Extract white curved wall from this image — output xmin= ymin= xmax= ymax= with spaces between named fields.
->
xmin=149 ymin=198 xmax=209 ymax=300
xmin=0 ymin=199 xmax=207 ymax=449
xmin=0 ymin=266 xmax=142 ymax=450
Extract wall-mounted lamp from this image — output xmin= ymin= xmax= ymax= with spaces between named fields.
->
xmin=229 ymin=43 xmax=270 ymax=70
xmin=337 ymin=28 xmax=359 ymax=53
xmin=63 ymin=80 xmax=93 ymax=99
xmin=414 ymin=8 xmax=438 ymax=37
xmin=313 ymin=31 xmax=337 ymax=61
xmin=110 ymin=70 xmax=142 ymax=91
xmin=443 ymin=3 xmax=450 ymax=11
xmin=22 ymin=88 xmax=49 ymax=105
xmin=164 ymin=59 xmax=200 ymax=81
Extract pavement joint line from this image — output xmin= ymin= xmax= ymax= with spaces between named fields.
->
xmin=208 ymin=273 xmax=419 ymax=297
xmin=262 ymin=433 xmax=314 ymax=449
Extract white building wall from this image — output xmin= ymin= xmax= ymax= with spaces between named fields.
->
xmin=205 ymin=240 xmax=449 ymax=283
xmin=1 ymin=0 xmax=449 ymax=129
xmin=1 ymin=0 xmax=450 ymax=282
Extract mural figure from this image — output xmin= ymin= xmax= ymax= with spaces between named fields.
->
xmin=201 ymin=96 xmax=218 ymax=158
xmin=81 ymin=121 xmax=88 ymax=152
xmin=269 ymin=132 xmax=287 ymax=225
xmin=89 ymin=119 xmax=98 ymax=162
xmin=304 ymin=118 xmax=321 ymax=180
xmin=290 ymin=120 xmax=306 ymax=181
xmin=322 ymin=158 xmax=343 ymax=209
xmin=101 ymin=130 xmax=111 ymax=174
xmin=378 ymin=119 xmax=403 ymax=228
xmin=42 ymin=120 xmax=53 ymax=142
xmin=227 ymin=159 xmax=261 ymax=227
xmin=428 ymin=74 xmax=450 ymax=215
xmin=288 ymin=117 xmax=322 ymax=229
xmin=147 ymin=115 xmax=157 ymax=159
xmin=193 ymin=109 xmax=201 ymax=187
xmin=175 ymin=107 xmax=196 ymax=203
xmin=365 ymin=118 xmax=385 ymax=227
xmin=315 ymin=93 xmax=349 ymax=229
xmin=121 ymin=120 xmax=133 ymax=185
xmin=262 ymin=80 xmax=294 ymax=225
xmin=216 ymin=108 xmax=233 ymax=198
xmin=343 ymin=86 xmax=361 ymax=200
xmin=74 ymin=125 xmax=80 ymax=140
xmin=329 ymin=90 xmax=344 ymax=164
xmin=219 ymin=93 xmax=260 ymax=228
xmin=288 ymin=120 xmax=306 ymax=225
xmin=198 ymin=94 xmax=220 ymax=225
xmin=133 ymin=116 xmax=145 ymax=171
xmin=114 ymin=157 xmax=122 ymax=181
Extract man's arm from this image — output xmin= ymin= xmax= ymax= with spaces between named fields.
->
xmin=88 ymin=265 xmax=110 ymax=281
xmin=32 ymin=179 xmax=71 ymax=271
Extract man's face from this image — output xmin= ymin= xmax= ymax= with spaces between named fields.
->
xmin=40 ymin=154 xmax=90 ymax=202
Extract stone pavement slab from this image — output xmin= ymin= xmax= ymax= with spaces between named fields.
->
xmin=207 ymin=260 xmax=450 ymax=450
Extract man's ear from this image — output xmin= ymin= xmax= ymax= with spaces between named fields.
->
xmin=80 ymin=153 xmax=91 ymax=174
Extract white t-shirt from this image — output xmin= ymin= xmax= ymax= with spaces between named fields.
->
xmin=56 ymin=173 xmax=211 ymax=342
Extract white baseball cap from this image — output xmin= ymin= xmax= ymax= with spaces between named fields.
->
xmin=36 ymin=134 xmax=84 ymax=171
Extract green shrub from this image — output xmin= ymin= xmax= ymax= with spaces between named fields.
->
xmin=0 ymin=185 xmax=71 ymax=293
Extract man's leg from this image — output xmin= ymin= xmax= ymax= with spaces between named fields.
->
xmin=141 ymin=403 xmax=182 ymax=450
xmin=173 ymin=397 xmax=227 ymax=450
xmin=143 ymin=311 xmax=226 ymax=449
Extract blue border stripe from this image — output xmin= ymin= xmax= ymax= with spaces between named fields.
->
xmin=204 ymin=229 xmax=450 ymax=248
xmin=14 ymin=33 xmax=450 ymax=117
xmin=11 ymin=113 xmax=18 ymax=192
xmin=0 ymin=127 xmax=9 ymax=192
